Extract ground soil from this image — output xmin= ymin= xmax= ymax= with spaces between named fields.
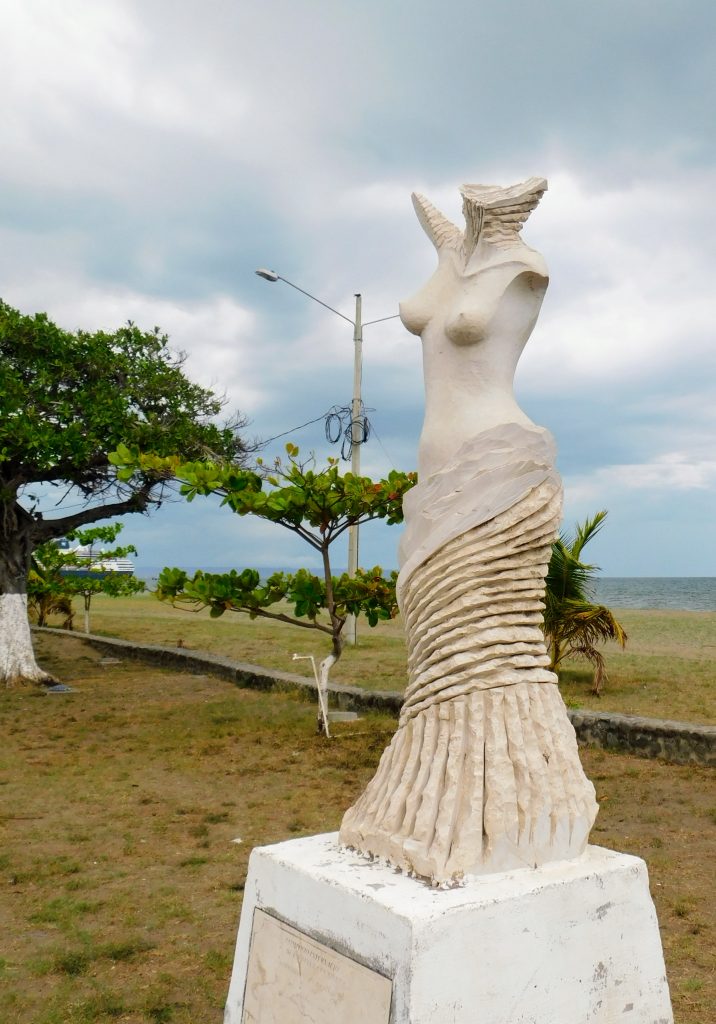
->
xmin=1 ymin=632 xmax=713 ymax=1023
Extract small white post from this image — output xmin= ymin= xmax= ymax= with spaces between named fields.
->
xmin=292 ymin=654 xmax=331 ymax=738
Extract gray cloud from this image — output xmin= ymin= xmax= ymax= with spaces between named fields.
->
xmin=3 ymin=0 xmax=715 ymax=575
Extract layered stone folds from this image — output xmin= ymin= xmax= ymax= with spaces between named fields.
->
xmin=339 ymin=178 xmax=599 ymax=882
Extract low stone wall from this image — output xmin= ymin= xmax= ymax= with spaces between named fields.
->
xmin=567 ymin=709 xmax=715 ymax=767
xmin=34 ymin=628 xmax=404 ymax=714
xmin=35 ymin=628 xmax=716 ymax=767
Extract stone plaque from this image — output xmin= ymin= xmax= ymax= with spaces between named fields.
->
xmin=241 ymin=909 xmax=392 ymax=1023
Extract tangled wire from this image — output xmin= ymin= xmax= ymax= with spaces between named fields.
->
xmin=324 ymin=403 xmax=372 ymax=461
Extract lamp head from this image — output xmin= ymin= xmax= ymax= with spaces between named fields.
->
xmin=255 ymin=268 xmax=280 ymax=282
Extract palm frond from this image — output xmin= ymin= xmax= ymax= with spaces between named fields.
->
xmin=571 ymin=509 xmax=608 ymax=561
xmin=554 ymin=600 xmax=627 ymax=647
xmin=567 ymin=641 xmax=607 ymax=695
xmin=545 ymin=540 xmax=596 ymax=607
xmin=543 ymin=509 xmax=625 ymax=694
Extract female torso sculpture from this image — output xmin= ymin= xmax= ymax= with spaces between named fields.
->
xmin=340 ymin=178 xmax=598 ymax=883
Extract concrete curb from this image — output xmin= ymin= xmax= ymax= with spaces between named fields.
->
xmin=35 ymin=627 xmax=716 ymax=767
xmin=34 ymin=627 xmax=403 ymax=714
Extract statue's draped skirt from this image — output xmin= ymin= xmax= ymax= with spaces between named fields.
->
xmin=340 ymin=424 xmax=598 ymax=882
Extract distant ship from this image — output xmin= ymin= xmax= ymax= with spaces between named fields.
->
xmin=57 ymin=540 xmax=135 ymax=577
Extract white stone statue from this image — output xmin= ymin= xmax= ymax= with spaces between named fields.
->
xmin=340 ymin=178 xmax=599 ymax=883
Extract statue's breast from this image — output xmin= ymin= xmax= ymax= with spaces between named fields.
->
xmin=400 ymin=256 xmax=546 ymax=346
xmin=401 ymin=283 xmax=496 ymax=345
xmin=444 ymin=305 xmax=492 ymax=346
xmin=399 ymin=294 xmax=434 ymax=337
xmin=399 ymin=256 xmax=460 ymax=337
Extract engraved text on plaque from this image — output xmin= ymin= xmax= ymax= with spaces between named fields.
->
xmin=242 ymin=909 xmax=392 ymax=1023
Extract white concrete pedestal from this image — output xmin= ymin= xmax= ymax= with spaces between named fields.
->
xmin=225 ymin=833 xmax=673 ymax=1024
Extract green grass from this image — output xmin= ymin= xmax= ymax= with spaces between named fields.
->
xmin=558 ymin=607 xmax=716 ymax=722
xmin=2 ymin=633 xmax=714 ymax=1022
xmin=66 ymin=592 xmax=716 ymax=724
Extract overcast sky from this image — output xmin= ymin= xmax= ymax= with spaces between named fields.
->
xmin=3 ymin=0 xmax=715 ymax=576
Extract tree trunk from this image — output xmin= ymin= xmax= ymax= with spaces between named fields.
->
xmin=0 ymin=525 xmax=55 ymax=687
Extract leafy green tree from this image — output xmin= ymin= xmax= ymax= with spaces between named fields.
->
xmin=543 ymin=510 xmax=627 ymax=695
xmin=0 ymin=301 xmax=248 ymax=685
xmin=28 ymin=524 xmax=145 ymax=634
xmin=111 ymin=442 xmax=416 ymax=728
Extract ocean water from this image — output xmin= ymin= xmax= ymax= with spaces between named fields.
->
xmin=592 ymin=577 xmax=716 ymax=612
xmin=135 ymin=566 xmax=716 ymax=613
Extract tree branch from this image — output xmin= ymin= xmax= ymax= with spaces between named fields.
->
xmin=280 ymin=521 xmax=324 ymax=551
xmin=20 ymin=453 xmax=110 ymax=486
xmin=29 ymin=483 xmax=156 ymax=542
xmin=320 ymin=541 xmax=345 ymax=661
xmin=227 ymin=606 xmax=333 ymax=634
xmin=331 ymin=513 xmax=378 ymax=541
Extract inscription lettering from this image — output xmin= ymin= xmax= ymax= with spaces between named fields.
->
xmin=242 ymin=909 xmax=392 ymax=1023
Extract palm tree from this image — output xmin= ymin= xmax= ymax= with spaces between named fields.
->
xmin=543 ymin=510 xmax=626 ymax=695
xmin=27 ymin=552 xmax=75 ymax=630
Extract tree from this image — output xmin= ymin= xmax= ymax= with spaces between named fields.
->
xmin=27 ymin=558 xmax=75 ymax=631
xmin=543 ymin=510 xmax=627 ymax=695
xmin=111 ymin=443 xmax=416 ymax=731
xmin=0 ymin=301 xmax=248 ymax=686
xmin=28 ymin=524 xmax=145 ymax=634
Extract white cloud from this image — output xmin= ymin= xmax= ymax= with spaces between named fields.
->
xmin=565 ymin=452 xmax=716 ymax=509
xmin=1 ymin=0 xmax=248 ymax=196
xmin=3 ymin=271 xmax=264 ymax=414
xmin=3 ymin=1 xmax=715 ymax=576
xmin=520 ymin=169 xmax=716 ymax=390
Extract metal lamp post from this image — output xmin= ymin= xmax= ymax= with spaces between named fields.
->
xmin=255 ymin=269 xmax=398 ymax=645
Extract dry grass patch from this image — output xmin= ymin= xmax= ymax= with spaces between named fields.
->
xmin=1 ymin=632 xmax=713 ymax=1022
xmin=81 ymin=594 xmax=716 ymax=723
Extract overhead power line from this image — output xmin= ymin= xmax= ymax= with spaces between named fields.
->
xmin=261 ymin=404 xmax=374 ymax=463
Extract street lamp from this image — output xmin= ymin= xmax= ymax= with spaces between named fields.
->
xmin=255 ymin=269 xmax=399 ymax=645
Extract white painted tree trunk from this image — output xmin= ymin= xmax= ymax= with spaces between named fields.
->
xmin=0 ymin=591 xmax=54 ymax=686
